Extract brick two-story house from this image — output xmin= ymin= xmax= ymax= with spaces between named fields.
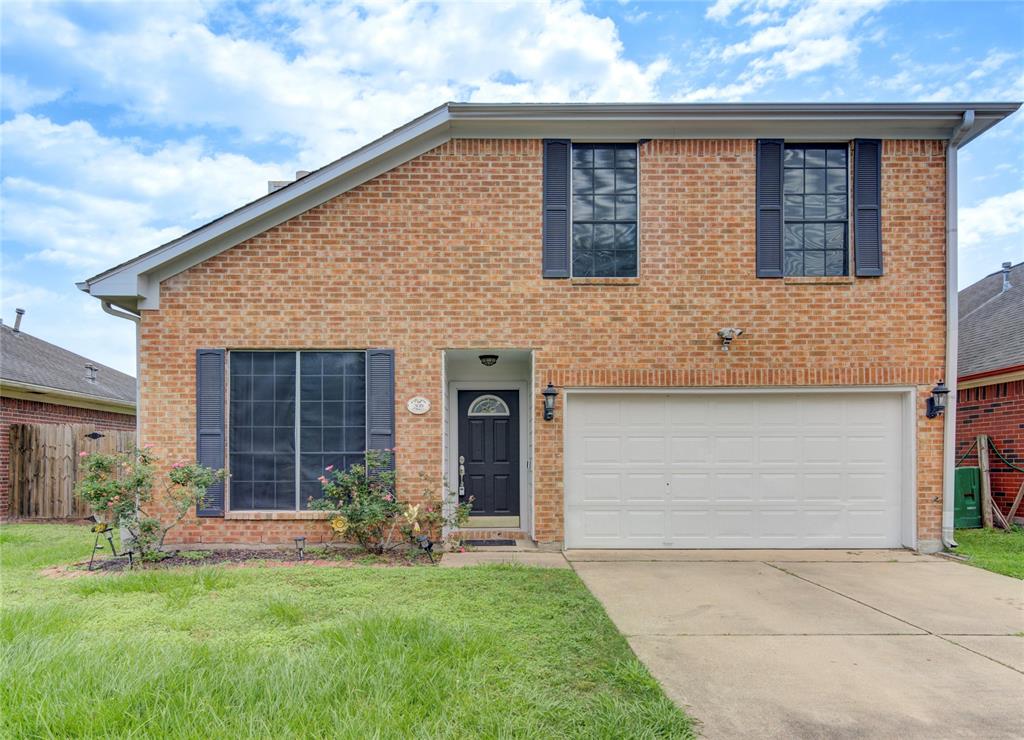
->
xmin=78 ymin=102 xmax=1019 ymax=552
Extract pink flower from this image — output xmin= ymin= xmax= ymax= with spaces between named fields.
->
xmin=318 ymin=475 xmax=327 ymax=484
xmin=171 ymin=461 xmax=186 ymax=469
xmin=325 ymin=465 xmax=334 ymax=472
xmin=78 ymin=451 xmax=88 ymax=458
xmin=384 ymin=494 xmax=394 ymax=502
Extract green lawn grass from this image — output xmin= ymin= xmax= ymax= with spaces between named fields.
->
xmin=0 ymin=523 xmax=693 ymax=738
xmin=954 ymin=526 xmax=1024 ymax=579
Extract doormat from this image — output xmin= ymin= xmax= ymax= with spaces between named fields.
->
xmin=462 ymin=539 xmax=517 ymax=547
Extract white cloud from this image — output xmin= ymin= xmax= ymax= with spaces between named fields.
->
xmin=1 ymin=0 xmax=671 ymax=166
xmin=1 ymin=114 xmax=287 ymax=270
xmin=959 ymin=189 xmax=1024 ymax=251
xmin=0 ymin=277 xmax=137 ymax=375
xmin=683 ymin=0 xmax=890 ymax=100
xmin=0 ymin=74 xmax=66 ymax=112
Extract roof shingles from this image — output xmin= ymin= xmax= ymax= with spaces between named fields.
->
xmin=958 ymin=261 xmax=1024 ymax=378
xmin=0 ymin=324 xmax=135 ymax=405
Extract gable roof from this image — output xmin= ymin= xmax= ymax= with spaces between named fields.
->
xmin=0 ymin=323 xmax=136 ymax=410
xmin=78 ymin=101 xmax=1020 ymax=313
xmin=958 ymin=261 xmax=1024 ymax=379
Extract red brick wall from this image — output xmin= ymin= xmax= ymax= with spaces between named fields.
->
xmin=138 ymin=138 xmax=948 ymax=546
xmin=956 ymin=380 xmax=1024 ymax=519
xmin=1 ymin=396 xmax=136 ymax=517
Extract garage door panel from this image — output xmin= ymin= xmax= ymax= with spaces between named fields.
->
xmin=759 ymin=435 xmax=800 ymax=464
xmin=715 ymin=436 xmax=756 ymax=463
xmin=583 ymin=437 xmax=621 ymax=463
xmin=804 ymin=436 xmax=843 ymax=464
xmin=670 ymin=473 xmax=712 ymax=501
xmin=626 ymin=474 xmax=667 ymax=502
xmin=626 ymin=436 xmax=666 ymax=463
xmin=759 ymin=473 xmax=800 ymax=502
xmin=670 ymin=436 xmax=709 ymax=463
xmin=566 ymin=392 xmax=906 ymax=549
xmin=576 ymin=473 xmax=621 ymax=503
xmin=715 ymin=474 xmax=756 ymax=502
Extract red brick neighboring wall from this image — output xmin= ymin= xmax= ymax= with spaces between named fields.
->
xmin=1 ymin=396 xmax=136 ymax=518
xmin=956 ymin=380 xmax=1024 ymax=519
xmin=138 ymin=138 xmax=948 ymax=546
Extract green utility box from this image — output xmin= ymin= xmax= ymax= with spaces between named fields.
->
xmin=954 ymin=466 xmax=982 ymax=529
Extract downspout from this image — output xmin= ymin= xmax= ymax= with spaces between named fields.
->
xmin=100 ymin=300 xmax=143 ymax=547
xmin=942 ymin=109 xmax=974 ymax=550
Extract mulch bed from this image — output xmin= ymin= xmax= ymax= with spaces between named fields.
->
xmin=42 ymin=546 xmax=435 ymax=578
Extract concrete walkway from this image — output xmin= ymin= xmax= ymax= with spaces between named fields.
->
xmin=569 ymin=550 xmax=1024 ymax=739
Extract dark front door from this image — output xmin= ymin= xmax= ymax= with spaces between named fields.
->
xmin=458 ymin=390 xmax=520 ymax=517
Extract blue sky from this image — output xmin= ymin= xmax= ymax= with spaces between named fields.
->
xmin=2 ymin=0 xmax=1022 ymax=375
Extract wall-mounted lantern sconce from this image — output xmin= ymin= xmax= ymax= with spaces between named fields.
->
xmin=542 ymin=383 xmax=558 ymax=421
xmin=478 ymin=354 xmax=499 ymax=367
xmin=926 ymin=380 xmax=950 ymax=418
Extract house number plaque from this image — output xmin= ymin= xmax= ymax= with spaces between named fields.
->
xmin=406 ymin=397 xmax=431 ymax=415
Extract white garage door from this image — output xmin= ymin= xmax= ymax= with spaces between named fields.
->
xmin=565 ymin=392 xmax=906 ymax=549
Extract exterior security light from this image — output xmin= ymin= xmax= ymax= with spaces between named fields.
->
xmin=926 ymin=381 xmax=950 ymax=418
xmin=478 ymin=354 xmax=499 ymax=367
xmin=542 ymin=383 xmax=558 ymax=421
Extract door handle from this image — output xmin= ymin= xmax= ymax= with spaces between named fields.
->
xmin=458 ymin=455 xmax=465 ymax=497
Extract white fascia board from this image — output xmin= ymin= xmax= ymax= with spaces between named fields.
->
xmin=82 ymin=101 xmax=1020 ymax=312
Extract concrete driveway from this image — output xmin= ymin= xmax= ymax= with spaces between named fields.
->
xmin=568 ymin=550 xmax=1024 ymax=739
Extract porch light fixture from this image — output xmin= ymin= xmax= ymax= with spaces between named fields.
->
xmin=478 ymin=354 xmax=499 ymax=367
xmin=294 ymin=536 xmax=306 ymax=560
xmin=542 ymin=383 xmax=558 ymax=421
xmin=926 ymin=380 xmax=950 ymax=418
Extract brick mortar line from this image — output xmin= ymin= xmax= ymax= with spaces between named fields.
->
xmin=763 ymin=561 xmax=1024 ymax=676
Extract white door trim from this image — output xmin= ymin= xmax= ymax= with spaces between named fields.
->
xmin=562 ymin=386 xmax=917 ymax=550
xmin=448 ymin=381 xmax=531 ymax=533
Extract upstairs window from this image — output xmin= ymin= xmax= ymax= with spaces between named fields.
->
xmin=571 ymin=144 xmax=638 ymax=278
xmin=783 ymin=144 xmax=849 ymax=276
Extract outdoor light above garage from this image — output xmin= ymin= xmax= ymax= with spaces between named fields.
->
xmin=926 ymin=380 xmax=950 ymax=418
xmin=478 ymin=354 xmax=499 ymax=366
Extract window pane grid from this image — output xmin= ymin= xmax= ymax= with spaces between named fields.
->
xmin=783 ymin=144 xmax=849 ymax=277
xmin=572 ymin=143 xmax=638 ymax=278
xmin=229 ymin=351 xmax=366 ymax=512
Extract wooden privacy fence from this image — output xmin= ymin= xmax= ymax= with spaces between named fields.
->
xmin=9 ymin=424 xmax=136 ymax=519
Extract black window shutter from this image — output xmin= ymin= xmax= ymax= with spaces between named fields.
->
xmin=196 ymin=348 xmax=225 ymax=517
xmin=854 ymin=139 xmax=883 ymax=276
xmin=756 ymin=139 xmax=784 ymax=278
xmin=366 ymin=349 xmax=395 ymax=462
xmin=542 ymin=139 xmax=571 ymax=278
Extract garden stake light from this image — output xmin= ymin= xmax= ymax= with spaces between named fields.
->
xmin=416 ymin=534 xmax=435 ymax=563
xmin=294 ymin=536 xmax=306 ymax=560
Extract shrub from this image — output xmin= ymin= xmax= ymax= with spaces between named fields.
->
xmin=308 ymin=450 xmax=472 ymax=555
xmin=76 ymin=449 xmax=224 ymax=559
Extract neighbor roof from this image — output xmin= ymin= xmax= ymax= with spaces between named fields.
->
xmin=0 ymin=323 xmax=136 ymax=408
xmin=78 ymin=101 xmax=1021 ymax=313
xmin=958 ymin=261 xmax=1024 ymax=379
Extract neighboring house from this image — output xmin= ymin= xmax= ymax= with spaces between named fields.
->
xmin=1 ymin=314 xmax=136 ymax=516
xmin=956 ymin=261 xmax=1024 ymax=522
xmin=77 ymin=102 xmax=1019 ymax=552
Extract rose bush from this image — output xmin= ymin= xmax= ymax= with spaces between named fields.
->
xmin=308 ymin=449 xmax=473 ymax=554
xmin=76 ymin=449 xmax=224 ymax=560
